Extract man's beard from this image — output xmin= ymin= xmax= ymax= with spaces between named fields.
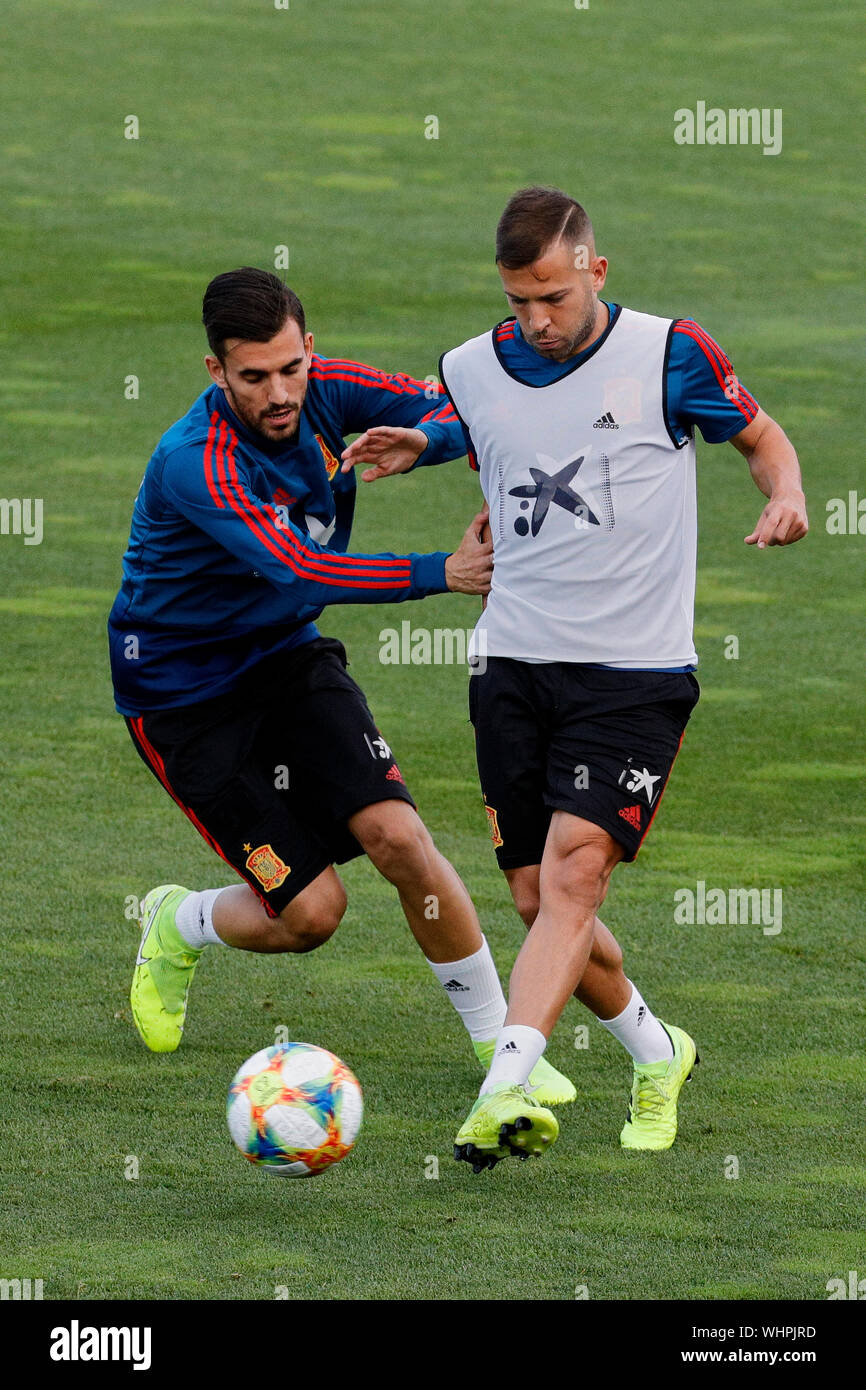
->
xmin=225 ymin=387 xmax=300 ymax=443
xmin=532 ymin=300 xmax=600 ymax=362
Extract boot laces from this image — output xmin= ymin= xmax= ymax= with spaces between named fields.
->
xmin=631 ymin=1072 xmax=670 ymax=1121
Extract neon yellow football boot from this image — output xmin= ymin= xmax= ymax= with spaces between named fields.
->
xmin=454 ymin=1083 xmax=559 ymax=1172
xmin=620 ymin=1023 xmax=699 ymax=1151
xmin=473 ymin=1039 xmax=577 ymax=1106
xmin=130 ymin=884 xmax=202 ymax=1053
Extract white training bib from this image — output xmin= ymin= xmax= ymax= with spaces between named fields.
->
xmin=441 ymin=307 xmax=698 ymax=667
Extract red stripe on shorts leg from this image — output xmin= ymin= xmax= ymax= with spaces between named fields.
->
xmin=128 ymin=717 xmax=277 ymax=917
xmin=635 ymin=730 xmax=687 ymax=852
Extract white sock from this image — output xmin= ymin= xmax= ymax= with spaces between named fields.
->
xmin=426 ymin=936 xmax=507 ymax=1041
xmin=479 ymin=1024 xmax=547 ymax=1095
xmin=598 ymin=982 xmax=673 ymax=1063
xmin=174 ymin=888 xmax=229 ymax=949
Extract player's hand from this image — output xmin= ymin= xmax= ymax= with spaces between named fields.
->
xmin=479 ymin=514 xmax=491 ymax=610
xmin=745 ymin=489 xmax=808 ymax=548
xmin=340 ymin=426 xmax=428 ymax=481
xmin=445 ymin=506 xmax=493 ymax=595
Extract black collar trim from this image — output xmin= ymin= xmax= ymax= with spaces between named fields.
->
xmin=491 ymin=304 xmax=622 ymax=387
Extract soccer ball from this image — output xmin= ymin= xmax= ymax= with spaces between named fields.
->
xmin=227 ymin=1042 xmax=363 ymax=1178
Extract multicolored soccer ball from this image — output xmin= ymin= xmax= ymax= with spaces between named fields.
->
xmin=227 ymin=1042 xmax=363 ymax=1177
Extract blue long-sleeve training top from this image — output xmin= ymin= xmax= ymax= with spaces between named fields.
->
xmin=108 ymin=357 xmax=463 ymax=714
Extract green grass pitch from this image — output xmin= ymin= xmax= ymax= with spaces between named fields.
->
xmin=0 ymin=0 xmax=863 ymax=1301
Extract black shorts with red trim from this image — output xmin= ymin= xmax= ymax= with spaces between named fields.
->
xmin=126 ymin=636 xmax=415 ymax=916
xmin=468 ymin=659 xmax=699 ymax=869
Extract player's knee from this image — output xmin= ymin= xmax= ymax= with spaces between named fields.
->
xmin=276 ymin=881 xmax=347 ymax=952
xmin=361 ymin=811 xmax=433 ymax=883
xmin=280 ymin=910 xmax=343 ymax=953
xmin=549 ymin=842 xmax=617 ymax=910
xmin=511 ymin=886 xmax=540 ymax=928
xmin=505 ymin=867 xmax=541 ymax=928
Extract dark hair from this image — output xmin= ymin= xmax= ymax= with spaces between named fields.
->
xmin=202 ymin=267 xmax=305 ymax=359
xmin=495 ymin=186 xmax=594 ymax=269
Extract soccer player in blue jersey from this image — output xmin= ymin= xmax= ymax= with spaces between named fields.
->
xmin=344 ymin=188 xmax=808 ymax=1169
xmin=110 ymin=266 xmax=576 ymax=1107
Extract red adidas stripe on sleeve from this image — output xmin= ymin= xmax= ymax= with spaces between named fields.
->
xmin=419 ymin=400 xmax=457 ymax=423
xmin=673 ymin=321 xmax=759 ymax=423
xmin=309 ymin=356 xmax=429 ymax=397
xmin=201 ymin=413 xmax=412 ymax=591
xmin=202 ymin=415 xmax=225 ymax=509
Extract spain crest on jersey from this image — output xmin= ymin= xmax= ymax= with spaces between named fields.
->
xmin=602 ymin=376 xmax=643 ymax=426
xmin=315 ymin=433 xmax=340 ymax=480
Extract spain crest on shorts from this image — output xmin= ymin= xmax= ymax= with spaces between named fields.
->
xmin=484 ymin=802 xmax=504 ymax=848
xmin=315 ymin=433 xmax=340 ymax=480
xmin=245 ymin=843 xmax=291 ymax=891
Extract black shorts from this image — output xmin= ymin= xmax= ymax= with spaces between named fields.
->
xmin=126 ymin=636 xmax=415 ymax=916
xmin=468 ymin=660 xmax=699 ymax=869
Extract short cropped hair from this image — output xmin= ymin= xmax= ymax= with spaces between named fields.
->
xmin=495 ymin=186 xmax=594 ymax=269
xmin=202 ymin=267 xmax=305 ymax=359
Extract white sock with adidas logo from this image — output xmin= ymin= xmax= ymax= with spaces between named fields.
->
xmin=425 ymin=935 xmax=507 ymax=1041
xmin=598 ymin=981 xmax=673 ymax=1063
xmin=479 ymin=1024 xmax=547 ymax=1096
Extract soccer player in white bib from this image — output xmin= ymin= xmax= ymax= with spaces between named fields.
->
xmin=344 ymin=186 xmax=807 ymax=1170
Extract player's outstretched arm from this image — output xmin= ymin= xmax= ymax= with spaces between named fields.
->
xmin=161 ymin=444 xmax=491 ymax=605
xmin=316 ymin=354 xmax=463 ymax=475
xmin=340 ymin=425 xmax=429 ymax=481
xmin=162 ymin=443 xmax=451 ymax=608
xmin=730 ymin=407 xmax=808 ymax=548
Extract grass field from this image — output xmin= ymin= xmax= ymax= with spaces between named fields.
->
xmin=1 ymin=0 xmax=864 ymax=1302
